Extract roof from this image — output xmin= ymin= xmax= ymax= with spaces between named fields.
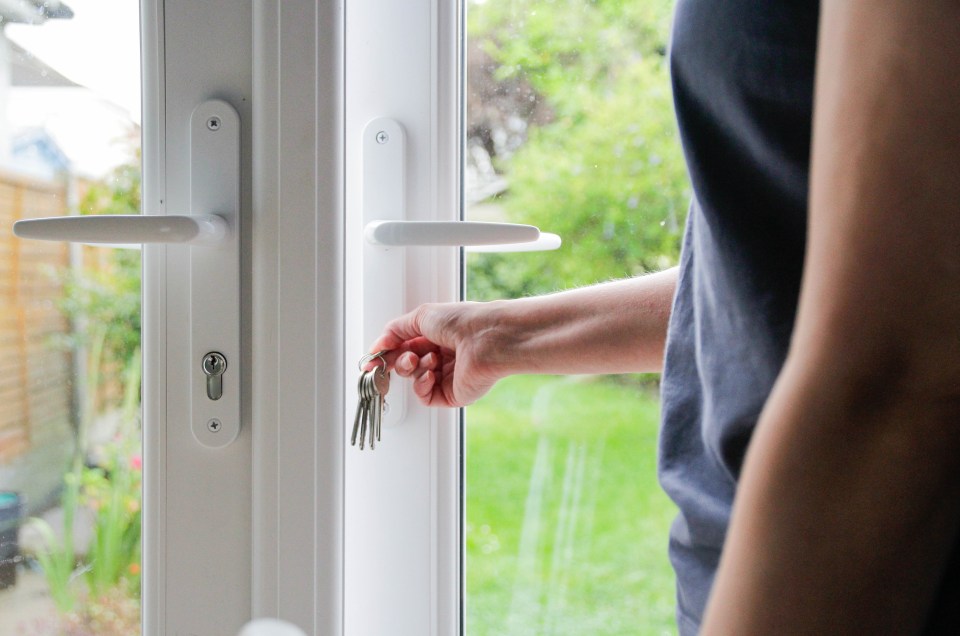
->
xmin=0 ymin=1 xmax=73 ymax=25
xmin=10 ymin=40 xmax=78 ymax=87
xmin=12 ymin=126 xmax=72 ymax=178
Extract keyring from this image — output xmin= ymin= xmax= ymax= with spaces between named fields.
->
xmin=359 ymin=350 xmax=389 ymax=372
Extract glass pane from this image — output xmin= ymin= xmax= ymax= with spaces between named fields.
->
xmin=0 ymin=2 xmax=142 ymax=634
xmin=464 ymin=0 xmax=686 ymax=633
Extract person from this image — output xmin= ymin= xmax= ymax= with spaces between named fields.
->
xmin=369 ymin=0 xmax=960 ymax=633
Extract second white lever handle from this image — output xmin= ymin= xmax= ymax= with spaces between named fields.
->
xmin=364 ymin=220 xmax=539 ymax=247
xmin=13 ymin=214 xmax=229 ymax=246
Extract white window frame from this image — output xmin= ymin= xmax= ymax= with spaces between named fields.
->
xmin=141 ymin=0 xmax=460 ymax=633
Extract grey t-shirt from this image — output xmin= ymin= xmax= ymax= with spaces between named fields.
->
xmin=660 ymin=0 xmax=813 ymax=631
xmin=660 ymin=2 xmax=960 ymax=633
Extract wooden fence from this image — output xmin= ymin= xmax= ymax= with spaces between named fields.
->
xmin=0 ymin=170 xmax=74 ymax=510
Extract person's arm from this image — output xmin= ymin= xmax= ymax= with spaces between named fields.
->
xmin=368 ymin=267 xmax=677 ymax=407
xmin=702 ymin=2 xmax=960 ymax=633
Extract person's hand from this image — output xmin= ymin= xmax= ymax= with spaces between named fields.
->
xmin=368 ymin=302 xmax=504 ymax=407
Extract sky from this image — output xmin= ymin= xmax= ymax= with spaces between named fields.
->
xmin=5 ymin=0 xmax=141 ymax=177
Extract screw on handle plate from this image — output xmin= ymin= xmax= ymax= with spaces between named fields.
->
xmin=202 ymin=352 xmax=227 ymax=400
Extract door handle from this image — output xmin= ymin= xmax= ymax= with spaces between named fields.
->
xmin=11 ymin=100 xmax=241 ymax=450
xmin=364 ymin=220 xmax=540 ymax=247
xmin=464 ymin=232 xmax=562 ymax=252
xmin=13 ymin=213 xmax=229 ymax=246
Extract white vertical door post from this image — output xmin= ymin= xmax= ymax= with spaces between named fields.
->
xmin=141 ymin=1 xmax=253 ymax=633
xmin=251 ymin=1 xmax=345 ymax=634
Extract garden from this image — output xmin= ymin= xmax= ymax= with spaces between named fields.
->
xmin=8 ymin=164 xmax=143 ymax=636
xmin=463 ymin=0 xmax=687 ymax=632
xmin=465 ymin=376 xmax=677 ymax=635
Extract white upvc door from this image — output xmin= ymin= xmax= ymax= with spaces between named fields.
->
xmin=343 ymin=0 xmax=461 ymax=634
xmin=140 ymin=0 xmax=460 ymax=633
xmin=140 ymin=0 xmax=256 ymax=633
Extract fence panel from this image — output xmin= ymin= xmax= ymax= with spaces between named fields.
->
xmin=0 ymin=171 xmax=74 ymax=511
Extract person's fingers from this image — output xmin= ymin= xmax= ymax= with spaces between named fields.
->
xmin=366 ymin=337 xmax=439 ymax=372
xmin=440 ymin=369 xmax=457 ymax=406
xmin=402 ymin=337 xmax=445 ymax=357
xmin=426 ymin=385 xmax=453 ymax=408
xmin=419 ymin=351 xmax=439 ymax=371
xmin=400 ymin=350 xmax=440 ymax=383
xmin=368 ymin=312 xmax=419 ymax=353
xmin=370 ymin=305 xmax=440 ymax=353
xmin=368 ymin=332 xmax=406 ymax=356
xmin=413 ymin=369 xmax=436 ymax=401
xmin=394 ymin=351 xmax=420 ymax=377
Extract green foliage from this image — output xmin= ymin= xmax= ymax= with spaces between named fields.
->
xmin=59 ymin=253 xmax=141 ymax=380
xmin=61 ymin=164 xmax=142 ymax=374
xmin=470 ymin=0 xmax=672 ymax=109
xmin=57 ymin=162 xmax=142 ymax=461
xmin=79 ymin=163 xmax=142 ymax=217
xmin=29 ymin=429 xmax=142 ymax=627
xmin=28 ymin=468 xmax=82 ymax=614
xmin=81 ymin=349 xmax=143 ymax=601
xmin=80 ymin=431 xmax=142 ymax=600
xmin=466 ymin=0 xmax=689 ymax=299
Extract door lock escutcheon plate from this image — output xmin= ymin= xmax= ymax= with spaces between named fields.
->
xmin=189 ymin=100 xmax=241 ymax=449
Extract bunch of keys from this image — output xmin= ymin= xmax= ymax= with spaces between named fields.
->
xmin=351 ymin=351 xmax=391 ymax=450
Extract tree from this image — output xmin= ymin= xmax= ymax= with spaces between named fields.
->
xmin=59 ymin=160 xmax=142 ymax=458
xmin=466 ymin=0 xmax=689 ymax=299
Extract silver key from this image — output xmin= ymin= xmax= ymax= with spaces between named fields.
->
xmin=365 ymin=367 xmax=384 ymax=449
xmin=365 ymin=370 xmax=377 ymax=450
xmin=373 ymin=367 xmax=390 ymax=442
xmin=352 ymin=351 xmax=391 ymax=451
xmin=351 ymin=372 xmax=365 ymax=446
xmin=371 ymin=376 xmax=381 ymax=446
xmin=358 ymin=379 xmax=369 ymax=450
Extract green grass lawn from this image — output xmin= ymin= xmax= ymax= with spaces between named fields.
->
xmin=465 ymin=375 xmax=678 ymax=635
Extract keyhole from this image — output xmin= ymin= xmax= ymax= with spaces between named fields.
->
xmin=202 ymin=352 xmax=227 ymax=400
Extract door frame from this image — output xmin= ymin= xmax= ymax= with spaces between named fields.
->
xmin=142 ymin=0 xmax=459 ymax=633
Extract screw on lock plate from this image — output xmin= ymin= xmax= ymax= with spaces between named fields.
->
xmin=202 ymin=352 xmax=227 ymax=400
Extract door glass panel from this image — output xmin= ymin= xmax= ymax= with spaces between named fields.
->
xmin=0 ymin=2 xmax=142 ymax=634
xmin=464 ymin=0 xmax=686 ymax=633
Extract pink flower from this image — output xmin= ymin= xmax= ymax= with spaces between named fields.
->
xmin=129 ymin=454 xmax=142 ymax=471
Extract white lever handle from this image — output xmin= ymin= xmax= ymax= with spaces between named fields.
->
xmin=466 ymin=232 xmax=562 ymax=253
xmin=12 ymin=214 xmax=229 ymax=246
xmin=364 ymin=220 xmax=540 ymax=247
